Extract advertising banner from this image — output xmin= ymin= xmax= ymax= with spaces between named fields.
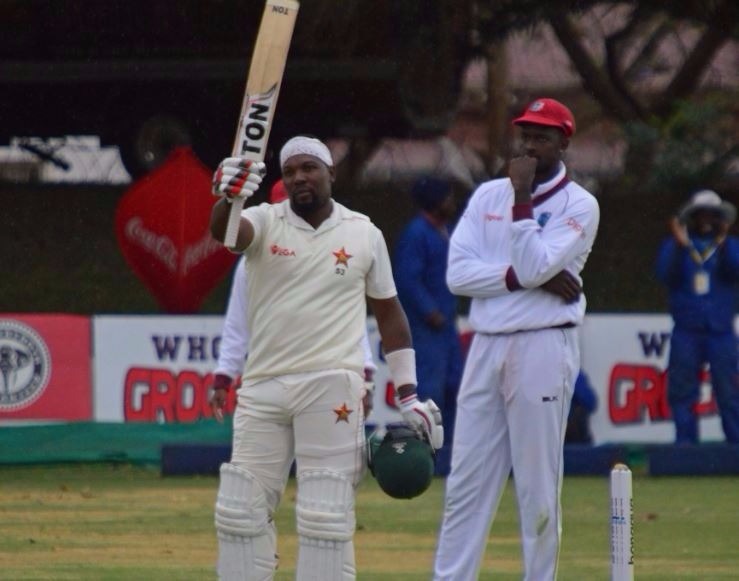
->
xmin=582 ymin=314 xmax=730 ymax=444
xmin=93 ymin=316 xmax=236 ymax=422
xmin=368 ymin=314 xmax=734 ymax=444
xmin=114 ymin=147 xmax=237 ymax=313
xmin=93 ymin=314 xmax=736 ymax=445
xmin=0 ymin=314 xmax=91 ymax=421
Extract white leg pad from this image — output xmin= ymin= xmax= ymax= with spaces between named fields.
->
xmin=215 ymin=463 xmax=277 ymax=581
xmin=295 ymin=470 xmax=356 ymax=580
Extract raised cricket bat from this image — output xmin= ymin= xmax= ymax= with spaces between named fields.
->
xmin=224 ymin=0 xmax=299 ymax=248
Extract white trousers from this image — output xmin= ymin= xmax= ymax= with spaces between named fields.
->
xmin=230 ymin=369 xmax=366 ymax=575
xmin=231 ymin=368 xmax=366 ymax=509
xmin=433 ymin=327 xmax=578 ymax=581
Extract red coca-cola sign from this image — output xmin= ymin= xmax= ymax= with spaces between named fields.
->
xmin=114 ymin=147 xmax=236 ymax=313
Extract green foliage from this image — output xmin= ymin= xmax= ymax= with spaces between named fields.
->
xmin=624 ymin=96 xmax=739 ymax=194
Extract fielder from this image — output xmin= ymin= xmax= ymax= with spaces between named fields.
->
xmin=209 ymin=135 xmax=443 ymax=581
xmin=433 ymin=98 xmax=600 ymax=580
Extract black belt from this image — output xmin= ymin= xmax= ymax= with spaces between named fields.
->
xmin=480 ymin=322 xmax=577 ymax=336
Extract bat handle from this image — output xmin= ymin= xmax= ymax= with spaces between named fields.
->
xmin=224 ymin=197 xmax=246 ymax=248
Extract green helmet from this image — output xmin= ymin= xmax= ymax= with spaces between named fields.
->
xmin=368 ymin=423 xmax=435 ymax=499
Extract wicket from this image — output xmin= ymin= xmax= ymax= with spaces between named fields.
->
xmin=610 ymin=463 xmax=634 ymax=580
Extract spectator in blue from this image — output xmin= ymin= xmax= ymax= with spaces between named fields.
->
xmin=393 ymin=176 xmax=463 ymax=475
xmin=565 ymin=370 xmax=597 ymax=444
xmin=655 ymin=189 xmax=739 ymax=444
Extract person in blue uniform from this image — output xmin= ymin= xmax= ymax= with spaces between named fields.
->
xmin=394 ymin=176 xmax=463 ymax=475
xmin=655 ymin=189 xmax=739 ymax=444
xmin=565 ymin=370 xmax=597 ymax=445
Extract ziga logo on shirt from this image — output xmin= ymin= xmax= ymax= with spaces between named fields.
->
xmin=332 ymin=246 xmax=353 ymax=276
xmin=0 ymin=321 xmax=51 ymax=411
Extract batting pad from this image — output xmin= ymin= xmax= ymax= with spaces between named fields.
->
xmin=215 ymin=463 xmax=276 ymax=580
xmin=295 ymin=470 xmax=356 ymax=580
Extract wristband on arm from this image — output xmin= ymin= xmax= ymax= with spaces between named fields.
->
xmin=213 ymin=373 xmax=233 ymax=391
xmin=385 ymin=348 xmax=417 ymax=389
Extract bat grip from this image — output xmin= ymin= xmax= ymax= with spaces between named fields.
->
xmin=224 ymin=197 xmax=246 ymax=248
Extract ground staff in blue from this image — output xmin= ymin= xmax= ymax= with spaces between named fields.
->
xmin=655 ymin=189 xmax=739 ymax=444
xmin=394 ymin=177 xmax=463 ymax=475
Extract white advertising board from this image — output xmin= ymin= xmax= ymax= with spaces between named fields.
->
xmin=93 ymin=314 xmax=735 ymax=445
xmin=93 ymin=315 xmax=225 ymax=422
xmin=582 ymin=314 xmax=729 ymax=444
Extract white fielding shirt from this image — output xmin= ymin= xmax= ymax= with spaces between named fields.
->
xmin=447 ymin=163 xmax=600 ymax=334
xmin=213 ymin=256 xmax=378 ymax=379
xmin=240 ymin=200 xmax=396 ymax=383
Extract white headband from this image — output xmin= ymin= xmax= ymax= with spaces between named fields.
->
xmin=279 ymin=136 xmax=333 ymax=168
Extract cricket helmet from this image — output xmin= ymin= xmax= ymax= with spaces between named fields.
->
xmin=368 ymin=423 xmax=435 ymax=499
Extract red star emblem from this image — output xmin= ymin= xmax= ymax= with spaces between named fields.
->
xmin=332 ymin=247 xmax=352 ymax=267
xmin=333 ymin=403 xmax=353 ymax=423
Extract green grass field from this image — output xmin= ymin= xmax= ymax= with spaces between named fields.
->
xmin=0 ymin=464 xmax=737 ymax=580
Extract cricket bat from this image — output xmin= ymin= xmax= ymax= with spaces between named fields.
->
xmin=224 ymin=0 xmax=300 ymax=248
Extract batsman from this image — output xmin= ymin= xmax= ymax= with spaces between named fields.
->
xmin=209 ymin=136 xmax=443 ymax=580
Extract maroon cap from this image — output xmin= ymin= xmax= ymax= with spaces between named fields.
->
xmin=512 ymin=98 xmax=576 ymax=137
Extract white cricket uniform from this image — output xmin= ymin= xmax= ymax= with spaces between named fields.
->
xmin=433 ymin=163 xmax=600 ymax=581
xmin=214 ymin=257 xmax=250 ymax=380
xmin=229 ymin=200 xmax=396 ymax=578
xmin=214 ymin=255 xmax=377 ymax=381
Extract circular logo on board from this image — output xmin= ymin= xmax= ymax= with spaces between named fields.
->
xmin=0 ymin=321 xmax=51 ymax=411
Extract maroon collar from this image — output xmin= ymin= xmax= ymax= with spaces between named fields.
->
xmin=532 ymin=175 xmax=570 ymax=207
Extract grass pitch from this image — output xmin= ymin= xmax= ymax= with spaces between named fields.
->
xmin=0 ymin=464 xmax=737 ymax=579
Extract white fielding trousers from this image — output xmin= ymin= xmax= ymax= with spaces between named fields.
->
xmin=433 ymin=326 xmax=579 ymax=581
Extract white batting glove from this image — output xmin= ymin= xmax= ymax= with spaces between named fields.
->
xmin=398 ymin=394 xmax=444 ymax=450
xmin=212 ymin=158 xmax=265 ymax=201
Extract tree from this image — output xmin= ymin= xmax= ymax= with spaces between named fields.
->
xmin=471 ymin=0 xmax=739 ymax=192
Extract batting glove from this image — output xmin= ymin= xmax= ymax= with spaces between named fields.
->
xmin=398 ymin=394 xmax=444 ymax=450
xmin=212 ymin=158 xmax=265 ymax=201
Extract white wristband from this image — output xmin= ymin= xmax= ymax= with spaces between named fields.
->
xmin=385 ymin=348 xmax=417 ymax=388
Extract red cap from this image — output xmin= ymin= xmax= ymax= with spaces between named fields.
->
xmin=269 ymin=179 xmax=288 ymax=203
xmin=512 ymin=98 xmax=576 ymax=137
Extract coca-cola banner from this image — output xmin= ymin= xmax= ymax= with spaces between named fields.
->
xmin=114 ymin=147 xmax=237 ymax=313
xmin=93 ymin=315 xmax=236 ymax=422
xmin=0 ymin=314 xmax=91 ymax=421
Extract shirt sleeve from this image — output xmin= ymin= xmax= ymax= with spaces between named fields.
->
xmin=654 ymin=237 xmax=684 ymax=287
xmin=510 ymin=191 xmax=600 ymax=288
xmin=717 ymin=236 xmax=739 ymax=283
xmin=214 ymin=257 xmax=250 ymax=378
xmin=393 ymin=225 xmax=438 ymax=318
xmin=366 ymin=225 xmax=397 ymax=299
xmin=242 ymin=203 xmax=269 ymax=252
xmin=446 ymin=189 xmax=514 ymax=298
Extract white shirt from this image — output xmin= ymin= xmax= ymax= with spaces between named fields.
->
xmin=447 ymin=163 xmax=600 ymax=334
xmin=240 ymin=200 xmax=395 ymax=382
xmin=214 ymin=256 xmax=377 ymax=379
xmin=214 ymin=257 xmax=250 ymax=379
